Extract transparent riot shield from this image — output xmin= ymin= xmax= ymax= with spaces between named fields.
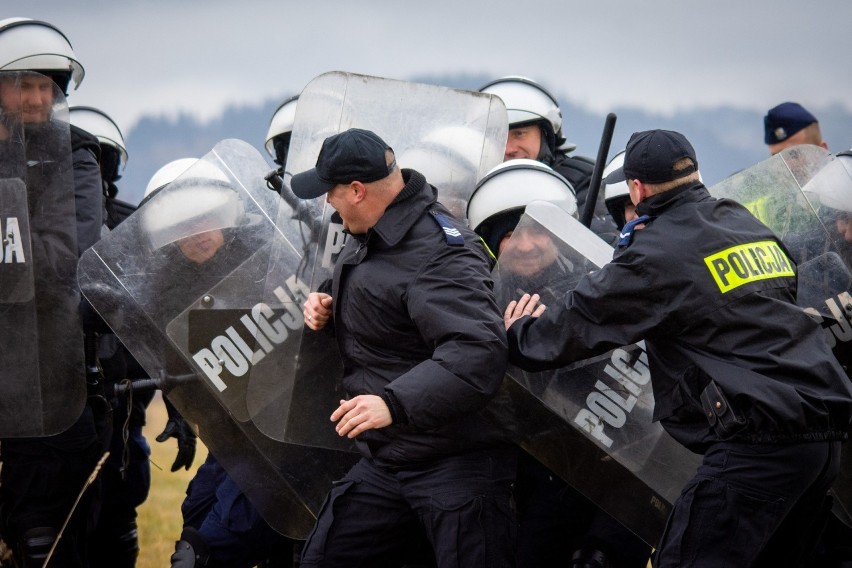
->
xmin=0 ymin=179 xmax=33 ymax=303
xmin=709 ymin=145 xmax=852 ymax=527
xmin=487 ymin=200 xmax=703 ymax=547
xmin=78 ymin=138 xmax=358 ymax=538
xmin=0 ymin=71 xmax=86 ymax=436
xmin=253 ymin=71 xmax=508 ymax=449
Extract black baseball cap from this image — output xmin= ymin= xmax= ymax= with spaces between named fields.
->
xmin=764 ymin=102 xmax=818 ymax=145
xmin=604 ymin=129 xmax=698 ymax=185
xmin=291 ymin=128 xmax=394 ymax=199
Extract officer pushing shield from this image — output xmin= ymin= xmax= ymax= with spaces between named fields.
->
xmin=263 ymin=71 xmax=508 ymax=451
xmin=505 ymin=130 xmax=852 ymax=566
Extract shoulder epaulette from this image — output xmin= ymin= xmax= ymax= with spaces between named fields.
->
xmin=428 ymin=209 xmax=465 ymax=246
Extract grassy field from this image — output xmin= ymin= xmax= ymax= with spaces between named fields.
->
xmin=137 ymin=392 xmax=208 ymax=567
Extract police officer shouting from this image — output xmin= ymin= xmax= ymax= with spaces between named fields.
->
xmin=505 ymin=129 xmax=852 ymax=567
xmin=295 ymin=128 xmax=516 ymax=567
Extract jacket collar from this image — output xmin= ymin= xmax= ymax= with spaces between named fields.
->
xmin=369 ymin=169 xmax=435 ymax=247
xmin=636 ymin=181 xmax=709 ymax=218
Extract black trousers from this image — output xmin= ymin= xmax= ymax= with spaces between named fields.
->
xmin=301 ymin=449 xmax=517 ymax=568
xmin=0 ymin=406 xmax=101 ymax=568
xmin=654 ymin=440 xmax=841 ymax=568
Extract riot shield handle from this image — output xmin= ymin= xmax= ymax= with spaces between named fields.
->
xmin=113 ymin=371 xmax=195 ymax=397
xmin=580 ymin=112 xmax=617 ymax=228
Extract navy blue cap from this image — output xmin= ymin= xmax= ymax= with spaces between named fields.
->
xmin=603 ymin=129 xmax=697 ymax=185
xmin=291 ymin=128 xmax=393 ymax=199
xmin=764 ymin=102 xmax=818 ymax=145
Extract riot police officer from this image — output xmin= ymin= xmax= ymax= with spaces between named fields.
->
xmin=69 ymin=105 xmax=165 ymax=568
xmin=0 ymin=17 xmax=105 ymax=567
xmin=468 ymin=159 xmax=652 ymax=568
xmin=172 ymin=98 xmax=304 ymax=568
xmin=479 ymin=76 xmax=616 ymax=241
xmin=506 ymin=129 xmax=852 ymax=566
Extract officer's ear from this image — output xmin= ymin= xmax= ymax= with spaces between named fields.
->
xmin=628 ymin=179 xmax=651 ymax=205
xmin=349 ymin=181 xmax=370 ymax=204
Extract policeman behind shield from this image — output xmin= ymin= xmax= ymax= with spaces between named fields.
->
xmin=505 ymin=129 xmax=852 ymax=567
xmin=173 ymin=100 xmax=308 ymax=568
xmin=69 ymin=105 xmax=156 ymax=568
xmin=0 ymin=17 xmax=105 ymax=567
xmin=469 ymin=159 xmax=652 ymax=568
xmin=295 ymin=128 xmax=516 ymax=567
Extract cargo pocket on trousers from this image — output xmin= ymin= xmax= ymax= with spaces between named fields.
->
xmin=301 ymin=479 xmax=356 ymax=565
xmin=429 ymin=491 xmax=515 ymax=567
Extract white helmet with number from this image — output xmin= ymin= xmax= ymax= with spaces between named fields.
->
xmin=0 ymin=18 xmax=84 ymax=93
xmin=265 ymin=95 xmax=298 ymax=163
xmin=69 ymin=106 xmax=128 ymax=167
xmin=468 ymin=159 xmax=576 ymax=253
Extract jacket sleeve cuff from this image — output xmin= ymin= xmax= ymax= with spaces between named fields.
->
xmin=381 ymin=391 xmax=407 ymax=425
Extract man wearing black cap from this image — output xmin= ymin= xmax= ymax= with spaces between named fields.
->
xmin=505 ymin=129 xmax=852 ymax=566
xmin=764 ymin=101 xmax=828 ymax=156
xmin=293 ymin=128 xmax=516 ymax=567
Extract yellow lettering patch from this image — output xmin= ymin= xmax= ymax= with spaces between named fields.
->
xmin=704 ymin=240 xmax=794 ymax=293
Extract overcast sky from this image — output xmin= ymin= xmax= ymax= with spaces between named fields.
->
xmin=14 ymin=0 xmax=852 ymax=135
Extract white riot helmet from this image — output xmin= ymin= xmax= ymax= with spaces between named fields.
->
xmin=265 ymin=95 xmax=298 ymax=165
xmin=479 ymin=76 xmax=562 ymax=133
xmin=603 ymin=150 xmax=631 ymax=230
xmin=0 ymin=18 xmax=84 ymax=94
xmin=467 ymin=158 xmax=577 ymax=254
xmin=143 ymin=158 xmax=198 ymax=201
xmin=801 ymin=150 xmax=852 ymax=215
xmin=69 ymin=106 xmax=128 ymax=167
xmin=479 ymin=75 xmax=574 ymax=153
xmin=140 ymin=158 xmax=244 ymax=251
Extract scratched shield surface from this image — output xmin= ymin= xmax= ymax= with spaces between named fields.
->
xmin=0 ymin=73 xmax=86 ymax=437
xmin=270 ymin=71 xmax=508 ymax=450
xmin=79 ymin=138 xmax=357 ymax=538
xmin=487 ymin=201 xmax=702 ymax=547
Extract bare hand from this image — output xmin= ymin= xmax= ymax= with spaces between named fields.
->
xmin=304 ymin=292 xmax=333 ymax=330
xmin=504 ymin=293 xmax=546 ymax=330
xmin=331 ymin=395 xmax=392 ymax=438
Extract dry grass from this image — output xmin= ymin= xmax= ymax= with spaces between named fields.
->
xmin=137 ymin=392 xmax=208 ymax=568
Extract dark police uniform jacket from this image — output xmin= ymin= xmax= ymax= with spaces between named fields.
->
xmin=331 ymin=169 xmax=509 ymax=466
xmin=507 ymin=181 xmax=852 ymax=453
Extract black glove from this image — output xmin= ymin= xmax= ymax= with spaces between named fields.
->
xmin=170 ymin=527 xmax=210 ymax=567
xmin=156 ymin=397 xmax=197 ymax=472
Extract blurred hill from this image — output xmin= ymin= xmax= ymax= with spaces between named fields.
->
xmin=117 ymin=73 xmax=852 ymax=206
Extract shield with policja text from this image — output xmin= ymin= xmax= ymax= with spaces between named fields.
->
xmin=78 ymin=138 xmax=357 ymax=538
xmin=486 ymin=200 xmax=702 ymax=547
